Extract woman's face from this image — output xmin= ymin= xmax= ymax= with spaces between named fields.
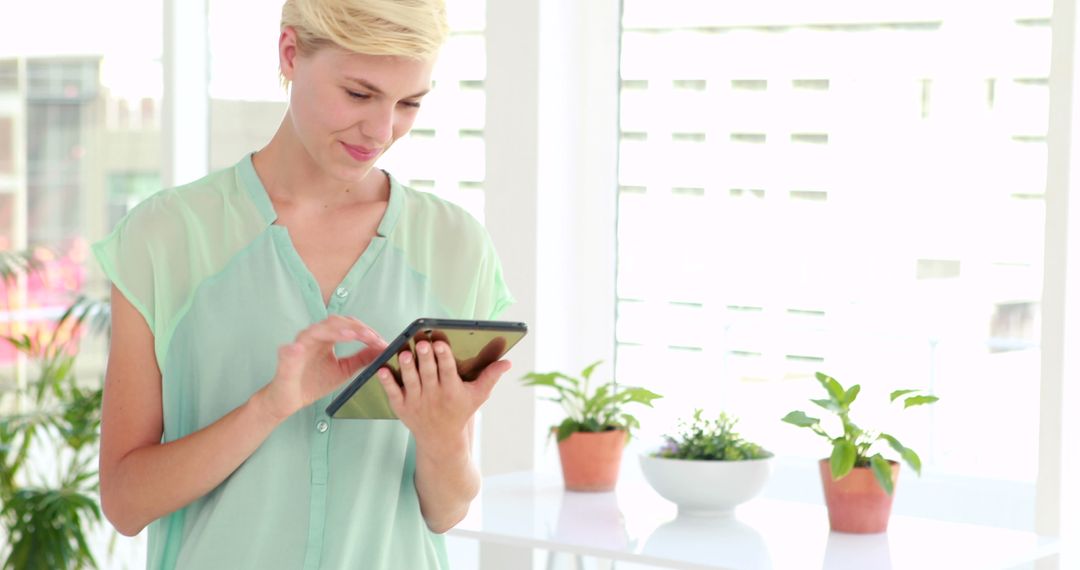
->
xmin=280 ymin=29 xmax=433 ymax=184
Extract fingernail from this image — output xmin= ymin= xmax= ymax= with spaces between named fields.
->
xmin=400 ymin=352 xmax=412 ymax=364
xmin=417 ymin=342 xmax=429 ymax=355
xmin=434 ymin=343 xmax=446 ymax=354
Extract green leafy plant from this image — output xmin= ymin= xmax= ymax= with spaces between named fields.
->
xmin=0 ymin=257 xmax=109 ymax=569
xmin=653 ymin=409 xmax=772 ymax=461
xmin=0 ymin=336 xmax=104 ymax=570
xmin=781 ymin=372 xmax=939 ymax=495
xmin=521 ymin=360 xmax=662 ymax=442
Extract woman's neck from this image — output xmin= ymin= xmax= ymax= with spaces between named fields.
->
xmin=252 ymin=114 xmax=389 ymax=213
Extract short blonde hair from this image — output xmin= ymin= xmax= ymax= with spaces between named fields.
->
xmin=281 ymin=0 xmax=448 ymax=69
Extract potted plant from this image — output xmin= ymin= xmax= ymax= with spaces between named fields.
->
xmin=782 ymin=372 xmax=939 ymax=533
xmin=640 ymin=409 xmax=773 ymax=516
xmin=521 ymin=360 xmax=662 ymax=492
xmin=0 ymin=251 xmax=111 ymax=569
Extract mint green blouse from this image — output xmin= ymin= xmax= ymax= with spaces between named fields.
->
xmin=92 ymin=154 xmax=513 ymax=570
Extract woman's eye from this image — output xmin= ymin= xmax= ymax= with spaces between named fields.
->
xmin=401 ymin=101 xmax=421 ymax=109
xmin=346 ymin=90 xmax=369 ymax=100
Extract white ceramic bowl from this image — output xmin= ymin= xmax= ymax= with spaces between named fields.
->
xmin=639 ymin=453 xmax=773 ymax=517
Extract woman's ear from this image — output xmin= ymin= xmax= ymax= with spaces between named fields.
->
xmin=279 ymin=26 xmax=300 ymax=83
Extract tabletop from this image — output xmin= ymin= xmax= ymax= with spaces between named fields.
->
xmin=449 ymin=463 xmax=1060 ymax=570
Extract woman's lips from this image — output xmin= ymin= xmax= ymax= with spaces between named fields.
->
xmin=341 ymin=142 xmax=380 ymax=162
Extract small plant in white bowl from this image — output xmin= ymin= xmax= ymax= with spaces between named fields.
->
xmin=640 ymin=410 xmax=773 ymax=517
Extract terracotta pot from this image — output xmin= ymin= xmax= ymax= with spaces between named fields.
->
xmin=556 ymin=430 xmax=626 ymax=492
xmin=818 ymin=458 xmax=900 ymax=534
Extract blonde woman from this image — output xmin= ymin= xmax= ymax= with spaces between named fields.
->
xmin=93 ymin=1 xmax=513 ymax=568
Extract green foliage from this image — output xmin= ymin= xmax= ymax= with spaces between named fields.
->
xmin=55 ymin=296 xmax=112 ymax=346
xmin=0 ymin=293 xmax=107 ymax=569
xmin=0 ymin=250 xmax=43 ymax=286
xmin=781 ymin=372 xmax=939 ymax=495
xmin=653 ymin=409 xmax=772 ymax=461
xmin=520 ymin=360 xmax=662 ymax=442
xmin=2 ymin=488 xmax=101 ymax=570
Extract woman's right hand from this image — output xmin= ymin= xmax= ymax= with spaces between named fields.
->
xmin=256 ymin=315 xmax=388 ymax=422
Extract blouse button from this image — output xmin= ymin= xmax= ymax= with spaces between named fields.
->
xmin=335 ymin=287 xmax=349 ymax=299
xmin=316 ymin=420 xmax=329 ymax=433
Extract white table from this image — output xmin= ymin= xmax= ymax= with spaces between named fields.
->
xmin=450 ymin=466 xmax=1059 ymax=570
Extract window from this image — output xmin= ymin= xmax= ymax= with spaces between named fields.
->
xmin=0 ymin=1 xmax=163 ymax=371
xmin=107 ymin=172 xmax=161 ymax=229
xmin=615 ymin=1 xmax=1051 ymax=497
xmin=1 ymin=4 xmax=162 ymax=565
xmin=0 ymin=117 xmax=13 ymax=176
xmin=365 ymin=0 xmax=489 ymax=220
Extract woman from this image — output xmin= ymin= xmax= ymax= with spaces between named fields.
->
xmin=93 ymin=1 xmax=513 ymax=568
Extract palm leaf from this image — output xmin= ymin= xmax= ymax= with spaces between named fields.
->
xmin=0 ymin=249 xmax=43 ymax=285
xmin=54 ymin=295 xmax=112 ymax=346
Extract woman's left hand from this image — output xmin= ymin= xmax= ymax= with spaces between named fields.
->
xmin=377 ymin=340 xmax=511 ymax=443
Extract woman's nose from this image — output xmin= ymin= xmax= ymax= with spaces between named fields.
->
xmin=360 ymin=103 xmax=394 ymax=145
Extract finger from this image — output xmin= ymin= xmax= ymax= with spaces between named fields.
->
xmin=275 ymin=342 xmax=306 ymax=380
xmin=328 ymin=314 xmax=378 ymax=334
xmin=433 ymin=341 xmax=460 ymax=387
xmin=341 ymin=314 xmax=379 ymax=333
xmin=301 ymin=317 xmax=383 ymax=346
xmin=472 ymin=359 xmax=512 ymax=400
xmin=415 ymin=341 xmax=440 ymax=389
xmin=377 ymin=368 xmax=405 ymax=414
xmin=296 ymin=325 xmax=365 ymax=348
xmin=398 ymin=349 xmax=422 ymax=403
xmin=334 ymin=316 xmax=386 ymax=344
xmin=337 ymin=344 xmax=386 ymax=376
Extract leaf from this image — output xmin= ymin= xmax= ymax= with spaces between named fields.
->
xmin=815 ymin=372 xmax=846 ymax=404
xmin=843 ymin=419 xmax=863 ymax=441
xmin=520 ymin=373 xmax=560 ymax=389
xmin=870 ymin=454 xmax=895 ymax=495
xmin=901 ymin=447 xmax=922 ymax=475
xmin=1 ymin=486 xmax=100 ymax=570
xmin=880 ymin=433 xmax=922 ymax=475
xmin=781 ymin=410 xmax=820 ymax=428
xmin=904 ymin=395 xmax=940 ymax=409
xmin=843 ymin=384 xmax=861 ymax=406
xmin=622 ymin=386 xmax=663 ymax=406
xmin=890 ymin=389 xmax=918 ymax=402
xmin=583 ymin=384 xmax=612 ymax=416
xmin=555 ymin=418 xmax=579 ymax=442
xmin=0 ymin=248 xmax=42 ymax=285
xmin=54 ymin=294 xmax=111 ymax=346
xmin=811 ymin=398 xmax=843 ymax=413
xmin=580 ymin=360 xmax=604 ymax=380
xmin=552 ymin=372 xmax=582 ymax=388
xmin=830 ymin=439 xmax=857 ymax=480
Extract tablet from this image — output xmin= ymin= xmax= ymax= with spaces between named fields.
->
xmin=326 ymin=318 xmax=529 ymax=419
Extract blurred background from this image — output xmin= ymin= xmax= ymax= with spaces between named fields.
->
xmin=0 ymin=0 xmax=1068 ymax=568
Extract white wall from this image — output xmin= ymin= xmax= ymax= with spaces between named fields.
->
xmin=480 ymin=0 xmax=620 ymax=567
